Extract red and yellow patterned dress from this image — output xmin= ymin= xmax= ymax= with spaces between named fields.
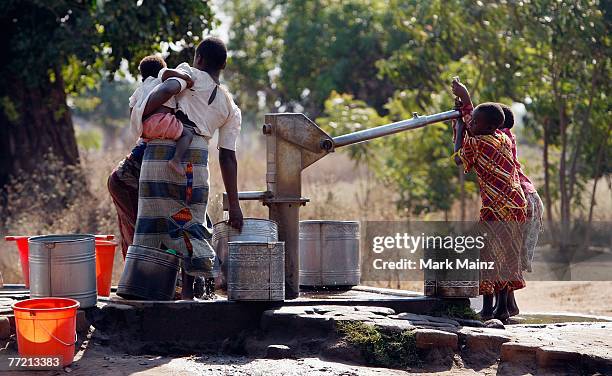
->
xmin=456 ymin=104 xmax=527 ymax=295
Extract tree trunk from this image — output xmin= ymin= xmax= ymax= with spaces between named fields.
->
xmin=0 ymin=68 xmax=79 ymax=190
xmin=568 ymin=66 xmax=598 ymax=204
xmin=542 ymin=120 xmax=554 ymax=231
xmin=584 ymin=123 xmax=611 ymax=248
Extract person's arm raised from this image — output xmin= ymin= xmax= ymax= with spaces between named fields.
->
xmin=219 ymin=147 xmax=243 ymax=230
xmin=142 ymin=79 xmax=182 ymax=118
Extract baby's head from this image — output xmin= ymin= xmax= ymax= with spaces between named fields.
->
xmin=470 ymin=102 xmax=505 ymax=135
xmin=497 ymin=103 xmax=515 ymax=130
xmin=138 ymin=55 xmax=167 ymax=81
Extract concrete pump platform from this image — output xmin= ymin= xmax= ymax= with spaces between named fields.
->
xmin=1 ymin=284 xmax=461 ymax=354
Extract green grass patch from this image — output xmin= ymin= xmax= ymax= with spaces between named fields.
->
xmin=431 ymin=301 xmax=479 ymax=320
xmin=336 ymin=321 xmax=420 ymax=368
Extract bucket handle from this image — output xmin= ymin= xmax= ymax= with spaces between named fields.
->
xmin=38 ymin=322 xmax=77 ymax=347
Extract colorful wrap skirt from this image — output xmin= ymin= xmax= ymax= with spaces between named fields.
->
xmin=133 ymin=136 xmax=215 ymax=277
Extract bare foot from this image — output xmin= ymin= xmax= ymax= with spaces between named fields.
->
xmin=508 ymin=307 xmax=519 ymax=317
xmin=479 ymin=310 xmax=494 ymax=321
xmin=494 ymin=307 xmax=510 ymax=322
xmin=507 ymin=290 xmax=520 ymax=316
xmin=168 ymin=159 xmax=185 ymax=176
xmin=480 ymin=293 xmax=495 ymax=321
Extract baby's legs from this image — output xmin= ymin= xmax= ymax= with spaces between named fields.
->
xmin=168 ymin=127 xmax=194 ymax=176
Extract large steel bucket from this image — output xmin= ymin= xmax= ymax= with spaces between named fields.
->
xmin=117 ymin=245 xmax=181 ymax=301
xmin=423 ymin=246 xmax=479 ymax=298
xmin=28 ymin=234 xmax=97 ymax=308
xmin=227 ymin=241 xmax=285 ymax=301
xmin=299 ymin=220 xmax=361 ymax=287
xmin=212 ymin=218 xmax=278 ymax=289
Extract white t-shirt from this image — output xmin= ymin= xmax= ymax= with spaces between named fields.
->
xmin=128 ymin=76 xmax=187 ymax=141
xmin=160 ymin=63 xmax=242 ymax=151
xmin=129 ymin=76 xmax=185 ymax=109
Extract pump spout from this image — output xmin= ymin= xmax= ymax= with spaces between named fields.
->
xmin=331 ymin=109 xmax=462 ymax=148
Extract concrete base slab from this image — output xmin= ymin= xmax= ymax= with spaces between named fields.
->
xmin=85 ymin=286 xmax=451 ymax=354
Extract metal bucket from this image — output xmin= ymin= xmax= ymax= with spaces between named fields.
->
xmin=28 ymin=234 xmax=97 ymax=308
xmin=227 ymin=241 xmax=284 ymax=301
xmin=299 ymin=220 xmax=361 ymax=287
xmin=117 ymin=245 xmax=180 ymax=301
xmin=212 ymin=218 xmax=278 ymax=289
xmin=423 ymin=246 xmax=479 ymax=298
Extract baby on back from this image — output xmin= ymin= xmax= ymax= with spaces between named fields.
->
xmin=129 ymin=55 xmax=194 ymax=175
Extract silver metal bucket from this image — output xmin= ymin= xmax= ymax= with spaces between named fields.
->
xmin=423 ymin=246 xmax=479 ymax=298
xmin=299 ymin=220 xmax=361 ymax=287
xmin=28 ymin=234 xmax=97 ymax=308
xmin=212 ymin=218 xmax=278 ymax=289
xmin=117 ymin=245 xmax=181 ymax=301
xmin=227 ymin=241 xmax=285 ymax=301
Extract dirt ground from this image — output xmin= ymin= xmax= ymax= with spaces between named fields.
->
xmin=386 ymin=280 xmax=612 ymax=317
xmin=514 ymin=281 xmax=612 ymax=316
xmin=5 ymin=320 xmax=610 ymax=376
xmin=2 ymin=283 xmax=611 ymax=375
xmin=0 ymin=343 xmax=499 ymax=376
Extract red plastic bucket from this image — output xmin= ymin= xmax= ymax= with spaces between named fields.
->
xmin=5 ymin=236 xmax=30 ymax=288
xmin=95 ymin=240 xmax=117 ymax=296
xmin=12 ymin=298 xmax=80 ymax=366
xmin=5 ymin=234 xmax=114 ymax=288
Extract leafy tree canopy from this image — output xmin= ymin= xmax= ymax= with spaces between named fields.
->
xmin=0 ymin=0 xmax=215 ymax=94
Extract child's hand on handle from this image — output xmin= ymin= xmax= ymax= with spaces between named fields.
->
xmin=451 ymin=76 xmax=473 ymax=111
xmin=451 ymin=77 xmax=469 ymax=101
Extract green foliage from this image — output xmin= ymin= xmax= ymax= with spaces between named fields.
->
xmin=431 ymin=301 xmax=479 ymax=320
xmin=317 ymin=91 xmax=387 ymax=166
xmin=336 ymin=321 xmax=420 ymax=368
xmin=72 ymin=79 xmax=135 ymax=131
xmin=0 ymin=97 xmax=19 ymax=124
xmin=281 ymin=0 xmax=395 ymax=114
xmin=223 ymin=0 xmax=609 ymax=219
xmin=224 ymin=0 xmax=397 ymax=116
xmin=379 ymin=90 xmax=477 ymax=215
xmin=222 ymin=0 xmax=286 ymax=126
xmin=0 ymin=0 xmax=215 ymax=95
xmin=75 ymin=128 xmax=102 ymax=151
xmin=466 ymin=0 xmax=610 ymax=227
xmin=317 ymin=90 xmax=477 ymax=215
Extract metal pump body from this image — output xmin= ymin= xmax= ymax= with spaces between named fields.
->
xmin=223 ymin=109 xmax=462 ymax=299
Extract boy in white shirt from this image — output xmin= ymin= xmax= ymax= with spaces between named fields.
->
xmin=138 ymin=37 xmax=243 ymax=298
xmin=143 ymin=37 xmax=243 ymax=231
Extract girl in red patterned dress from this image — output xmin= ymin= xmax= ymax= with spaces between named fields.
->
xmin=451 ymin=78 xmax=527 ymax=321
xmin=497 ymin=105 xmax=544 ymax=317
